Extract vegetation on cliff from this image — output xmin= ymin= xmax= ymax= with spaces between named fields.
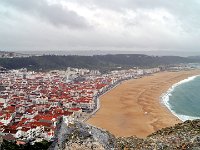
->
xmin=117 ymin=119 xmax=200 ymax=149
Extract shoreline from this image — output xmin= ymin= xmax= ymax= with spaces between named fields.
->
xmin=86 ymin=70 xmax=200 ymax=138
xmin=161 ymin=74 xmax=200 ymax=122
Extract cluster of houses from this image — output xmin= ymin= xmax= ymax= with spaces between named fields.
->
xmin=0 ymin=67 xmax=161 ymax=144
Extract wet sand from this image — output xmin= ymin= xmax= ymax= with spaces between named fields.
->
xmin=87 ymin=70 xmax=200 ymax=138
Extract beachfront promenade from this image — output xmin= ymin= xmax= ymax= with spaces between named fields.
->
xmin=82 ymin=76 xmax=134 ymax=122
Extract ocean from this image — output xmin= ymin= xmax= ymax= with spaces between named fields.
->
xmin=161 ymin=75 xmax=200 ymax=121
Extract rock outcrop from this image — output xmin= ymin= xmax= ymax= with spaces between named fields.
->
xmin=48 ymin=121 xmax=116 ymax=150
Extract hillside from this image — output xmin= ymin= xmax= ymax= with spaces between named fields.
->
xmin=0 ymin=54 xmax=199 ymax=72
xmin=46 ymin=119 xmax=200 ymax=150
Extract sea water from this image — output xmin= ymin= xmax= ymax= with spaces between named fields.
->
xmin=161 ymin=75 xmax=200 ymax=121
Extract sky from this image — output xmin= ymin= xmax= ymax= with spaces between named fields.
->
xmin=0 ymin=0 xmax=200 ymax=52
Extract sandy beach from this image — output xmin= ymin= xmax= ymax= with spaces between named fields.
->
xmin=87 ymin=70 xmax=200 ymax=138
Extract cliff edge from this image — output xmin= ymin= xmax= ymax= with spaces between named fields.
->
xmin=49 ymin=119 xmax=200 ymax=150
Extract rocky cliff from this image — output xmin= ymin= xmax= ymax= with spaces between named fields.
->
xmin=48 ymin=121 xmax=116 ymax=150
xmin=49 ymin=119 xmax=200 ymax=150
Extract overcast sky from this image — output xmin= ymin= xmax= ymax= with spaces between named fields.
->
xmin=0 ymin=0 xmax=200 ymax=51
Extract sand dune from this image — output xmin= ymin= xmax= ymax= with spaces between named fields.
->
xmin=87 ymin=70 xmax=200 ymax=138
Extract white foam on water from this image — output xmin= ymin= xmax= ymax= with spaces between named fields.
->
xmin=160 ymin=75 xmax=200 ymax=122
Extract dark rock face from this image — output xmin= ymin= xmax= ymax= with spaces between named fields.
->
xmin=49 ymin=119 xmax=200 ymax=150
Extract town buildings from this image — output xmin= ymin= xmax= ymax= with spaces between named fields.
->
xmin=0 ymin=67 xmax=161 ymax=144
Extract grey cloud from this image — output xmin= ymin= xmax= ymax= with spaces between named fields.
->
xmin=94 ymin=0 xmax=200 ymax=37
xmin=72 ymin=0 xmax=196 ymax=12
xmin=1 ymin=0 xmax=89 ymax=28
xmin=70 ymin=0 xmax=200 ymax=30
xmin=1 ymin=0 xmax=200 ymax=51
